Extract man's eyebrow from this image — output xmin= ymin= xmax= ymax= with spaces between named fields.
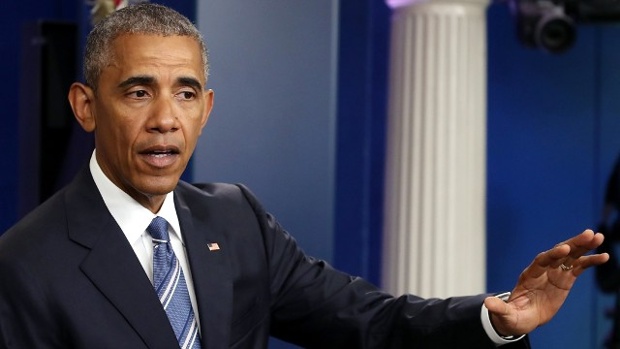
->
xmin=178 ymin=76 xmax=203 ymax=91
xmin=117 ymin=76 xmax=155 ymax=89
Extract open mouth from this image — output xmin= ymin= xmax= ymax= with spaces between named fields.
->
xmin=140 ymin=146 xmax=180 ymax=156
xmin=139 ymin=146 xmax=181 ymax=167
xmin=148 ymin=149 xmax=177 ymax=157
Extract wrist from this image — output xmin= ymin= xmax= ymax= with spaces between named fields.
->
xmin=481 ymin=292 xmax=525 ymax=344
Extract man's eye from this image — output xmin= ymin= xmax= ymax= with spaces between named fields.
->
xmin=180 ymin=91 xmax=195 ymax=100
xmin=127 ymin=90 xmax=149 ymax=98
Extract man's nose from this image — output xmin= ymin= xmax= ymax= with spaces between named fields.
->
xmin=148 ymin=95 xmax=179 ymax=133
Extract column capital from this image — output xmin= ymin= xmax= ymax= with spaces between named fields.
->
xmin=386 ymin=0 xmax=490 ymax=9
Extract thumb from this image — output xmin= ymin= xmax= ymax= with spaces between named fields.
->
xmin=484 ymin=296 xmax=515 ymax=337
xmin=485 ymin=296 xmax=509 ymax=316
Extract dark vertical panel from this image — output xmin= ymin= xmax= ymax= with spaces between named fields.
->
xmin=18 ymin=21 xmax=94 ymax=218
xmin=334 ymin=0 xmax=390 ymax=285
xmin=0 ymin=0 xmax=79 ymax=233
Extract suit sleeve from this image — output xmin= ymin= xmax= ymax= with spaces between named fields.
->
xmin=235 ymin=184 xmax=529 ymax=349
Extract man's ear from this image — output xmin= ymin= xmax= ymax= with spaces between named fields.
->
xmin=198 ymin=89 xmax=214 ymax=134
xmin=68 ymin=82 xmax=96 ymax=132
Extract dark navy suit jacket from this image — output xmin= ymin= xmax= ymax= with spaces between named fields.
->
xmin=0 ymin=167 xmax=530 ymax=348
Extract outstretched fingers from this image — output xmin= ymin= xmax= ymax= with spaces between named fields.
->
xmin=571 ymin=253 xmax=610 ymax=277
xmin=558 ymin=230 xmax=604 ymax=268
xmin=520 ymin=244 xmax=570 ymax=280
xmin=540 ymin=230 xmax=603 ymax=268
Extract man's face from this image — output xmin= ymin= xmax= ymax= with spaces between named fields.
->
xmin=89 ymin=34 xmax=213 ymax=210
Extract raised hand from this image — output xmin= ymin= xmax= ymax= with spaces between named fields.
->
xmin=484 ymin=229 xmax=609 ymax=336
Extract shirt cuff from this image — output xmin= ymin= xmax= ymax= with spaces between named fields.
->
xmin=480 ymin=292 xmax=526 ymax=346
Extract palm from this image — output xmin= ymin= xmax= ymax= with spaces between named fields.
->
xmin=486 ymin=230 xmax=608 ymax=336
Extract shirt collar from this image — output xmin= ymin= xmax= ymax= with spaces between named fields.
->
xmin=88 ymin=150 xmax=183 ymax=245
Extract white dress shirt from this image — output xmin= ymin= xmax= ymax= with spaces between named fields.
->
xmin=89 ymin=150 xmax=201 ymax=331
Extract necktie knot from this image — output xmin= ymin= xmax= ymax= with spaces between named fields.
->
xmin=147 ymin=216 xmax=170 ymax=242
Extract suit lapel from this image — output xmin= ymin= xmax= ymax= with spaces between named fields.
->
xmin=65 ymin=168 xmax=179 ymax=349
xmin=176 ymin=188 xmax=233 ymax=349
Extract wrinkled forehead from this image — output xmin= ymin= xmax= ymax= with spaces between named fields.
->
xmin=102 ymin=34 xmax=207 ymax=83
xmin=91 ymin=33 xmax=208 ymax=89
xmin=108 ymin=33 xmax=204 ymax=62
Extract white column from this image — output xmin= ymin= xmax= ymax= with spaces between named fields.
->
xmin=382 ymin=0 xmax=489 ymax=298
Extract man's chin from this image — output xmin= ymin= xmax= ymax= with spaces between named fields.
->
xmin=141 ymin=182 xmax=179 ymax=197
xmin=132 ymin=176 xmax=181 ymax=198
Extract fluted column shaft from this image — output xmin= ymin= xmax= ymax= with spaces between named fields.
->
xmin=382 ymin=0 xmax=489 ymax=298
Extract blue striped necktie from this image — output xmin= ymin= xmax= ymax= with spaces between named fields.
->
xmin=148 ymin=216 xmax=202 ymax=349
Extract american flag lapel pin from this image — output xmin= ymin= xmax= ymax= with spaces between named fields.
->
xmin=207 ymin=242 xmax=220 ymax=251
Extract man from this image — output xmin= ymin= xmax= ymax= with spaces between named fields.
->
xmin=0 ymin=3 xmax=609 ymax=348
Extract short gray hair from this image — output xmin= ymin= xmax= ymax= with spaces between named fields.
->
xmin=83 ymin=3 xmax=209 ymax=89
